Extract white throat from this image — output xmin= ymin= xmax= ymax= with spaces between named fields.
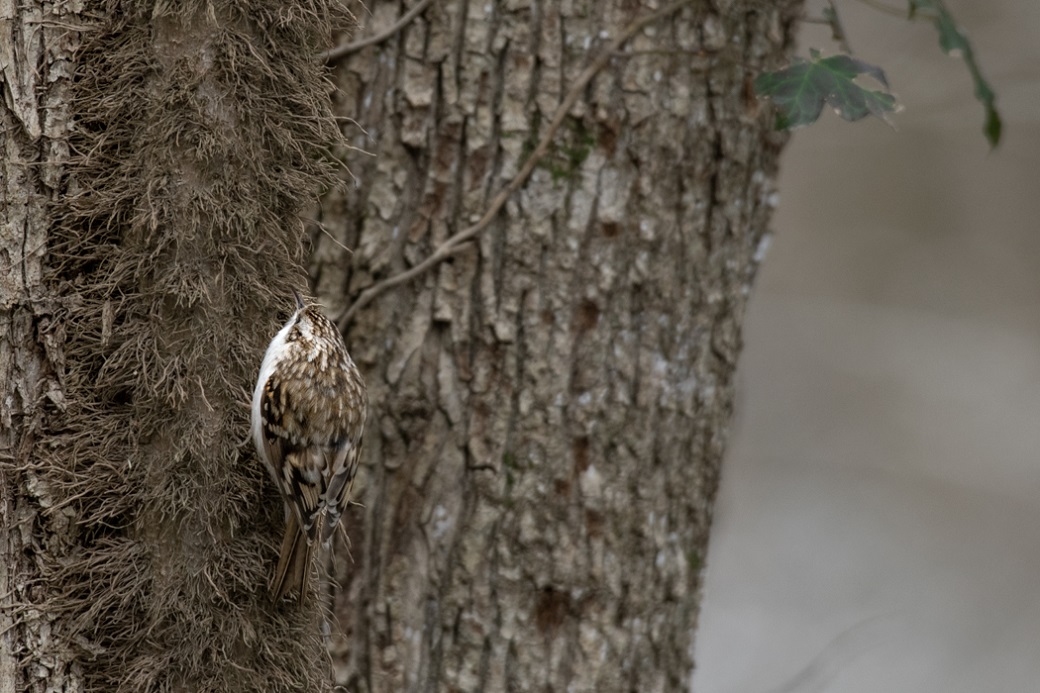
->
xmin=250 ymin=310 xmax=299 ymax=470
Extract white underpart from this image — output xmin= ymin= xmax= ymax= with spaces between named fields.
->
xmin=251 ymin=309 xmax=299 ymax=486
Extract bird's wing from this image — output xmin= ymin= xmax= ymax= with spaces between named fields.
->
xmin=320 ymin=433 xmax=363 ymax=546
xmin=283 ymin=447 xmax=326 ymax=542
xmin=259 ymin=374 xmax=326 ymax=540
xmin=256 ymin=376 xmax=288 ymax=488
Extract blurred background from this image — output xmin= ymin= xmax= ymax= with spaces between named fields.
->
xmin=693 ymin=1 xmax=1040 ymax=691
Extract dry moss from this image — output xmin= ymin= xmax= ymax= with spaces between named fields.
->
xmin=41 ymin=1 xmax=353 ymax=690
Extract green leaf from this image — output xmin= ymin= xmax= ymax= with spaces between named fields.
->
xmin=909 ymin=0 xmax=1002 ymax=147
xmin=754 ymin=53 xmax=899 ymax=131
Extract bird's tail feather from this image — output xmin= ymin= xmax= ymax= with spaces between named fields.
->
xmin=271 ymin=512 xmax=312 ymax=603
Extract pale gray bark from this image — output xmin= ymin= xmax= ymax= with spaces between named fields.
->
xmin=315 ymin=1 xmax=800 ymax=691
xmin=0 ymin=1 xmax=81 ymax=690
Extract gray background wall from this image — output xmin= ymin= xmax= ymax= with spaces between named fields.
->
xmin=694 ymin=1 xmax=1040 ymax=691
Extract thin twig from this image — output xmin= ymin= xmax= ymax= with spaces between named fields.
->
xmin=308 ymin=219 xmax=355 ymax=255
xmin=321 ymin=0 xmax=437 ymax=64
xmin=611 ymin=48 xmax=717 ymax=58
xmin=763 ymin=615 xmax=887 ymax=693
xmin=824 ymin=1 xmax=853 ymax=54
xmin=336 ymin=0 xmax=696 ymax=330
xmin=853 ymin=0 xmax=930 ymax=19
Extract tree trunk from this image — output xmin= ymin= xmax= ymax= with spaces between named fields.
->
xmin=3 ymin=1 xmax=348 ymax=691
xmin=317 ymin=1 xmax=799 ymax=691
xmin=1 ymin=1 xmax=81 ymax=690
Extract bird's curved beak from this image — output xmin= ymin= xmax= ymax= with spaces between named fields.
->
xmin=292 ymin=288 xmax=305 ymax=311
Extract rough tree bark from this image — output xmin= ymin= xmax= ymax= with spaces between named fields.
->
xmin=1 ymin=2 xmax=81 ymax=690
xmin=315 ymin=1 xmax=800 ymax=691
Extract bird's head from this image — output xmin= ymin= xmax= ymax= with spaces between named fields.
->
xmin=289 ymin=290 xmax=339 ymax=345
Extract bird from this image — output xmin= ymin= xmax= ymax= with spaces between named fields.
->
xmin=251 ymin=290 xmax=367 ymax=601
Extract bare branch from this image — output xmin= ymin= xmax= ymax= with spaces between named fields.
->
xmin=321 ymin=0 xmax=437 ymax=64
xmin=825 ymin=1 xmax=853 ymax=54
xmin=853 ymin=0 xmax=934 ymax=19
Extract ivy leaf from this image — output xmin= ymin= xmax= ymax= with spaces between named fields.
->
xmin=754 ymin=50 xmax=899 ymax=131
xmin=909 ymin=0 xmax=1002 ymax=147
